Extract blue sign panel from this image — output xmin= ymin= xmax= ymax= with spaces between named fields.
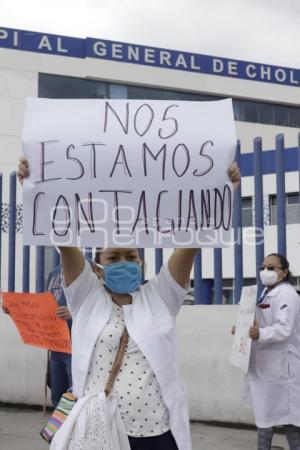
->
xmin=0 ymin=26 xmax=299 ymax=87
xmin=0 ymin=26 xmax=85 ymax=58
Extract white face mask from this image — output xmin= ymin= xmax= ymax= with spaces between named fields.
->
xmin=260 ymin=269 xmax=281 ymax=286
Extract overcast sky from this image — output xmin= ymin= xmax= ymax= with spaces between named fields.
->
xmin=1 ymin=0 xmax=300 ymax=68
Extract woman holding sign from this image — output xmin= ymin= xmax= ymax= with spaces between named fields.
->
xmin=18 ymin=157 xmax=240 ymax=450
xmin=244 ymin=253 xmax=300 ymax=450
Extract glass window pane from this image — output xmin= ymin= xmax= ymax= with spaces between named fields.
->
xmin=242 ymin=197 xmax=253 ymax=227
xmin=242 ymin=209 xmax=253 ymax=227
xmin=286 ymin=204 xmax=300 ymax=224
xmin=84 ymin=80 xmax=107 ymax=98
xmin=127 ymin=85 xmax=221 ymax=101
xmin=243 ymin=102 xmax=259 ymax=123
xmin=289 ymin=107 xmax=300 ymax=127
xmin=242 ymin=198 xmax=252 ymax=208
xmin=38 ymin=74 xmax=300 ymax=130
xmin=269 ymin=194 xmax=300 ymax=225
xmin=127 ymin=86 xmax=178 ymax=100
xmin=258 ymin=103 xmax=274 ymax=124
xmin=177 ymin=92 xmax=200 ymax=101
xmin=287 ymin=193 xmax=300 ymax=204
xmin=38 ymin=73 xmax=107 ymax=99
xmin=269 ymin=205 xmax=277 ymax=225
xmin=244 ymin=278 xmax=257 ymax=286
xmin=155 ymin=89 xmax=176 ymax=99
xmin=269 ymin=195 xmax=277 ymax=225
xmin=126 ymin=86 xmax=148 ymax=99
xmin=274 ymin=105 xmax=289 ymax=126
xmin=233 ymin=100 xmax=244 ymax=121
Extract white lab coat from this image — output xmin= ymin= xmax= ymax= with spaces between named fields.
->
xmin=59 ymin=261 xmax=192 ymax=450
xmin=243 ymin=282 xmax=300 ymax=428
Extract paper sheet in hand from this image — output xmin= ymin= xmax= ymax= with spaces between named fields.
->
xmin=22 ymin=98 xmax=237 ymax=248
xmin=2 ymin=292 xmax=71 ymax=353
xmin=230 ymin=285 xmax=257 ymax=373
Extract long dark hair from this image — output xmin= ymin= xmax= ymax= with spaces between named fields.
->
xmin=266 ymin=253 xmax=291 ymax=281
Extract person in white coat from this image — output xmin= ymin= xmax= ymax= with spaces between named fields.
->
xmin=246 ymin=253 xmax=300 ymax=450
xmin=18 ymin=157 xmax=240 ymax=450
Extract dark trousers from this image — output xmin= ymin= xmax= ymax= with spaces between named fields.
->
xmin=128 ymin=431 xmax=178 ymax=450
xmin=50 ymin=351 xmax=72 ymax=408
xmin=257 ymin=426 xmax=300 ymax=450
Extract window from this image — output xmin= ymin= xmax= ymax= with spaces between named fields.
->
xmin=39 ymin=74 xmax=108 ymax=99
xmin=243 ymin=278 xmax=257 ymax=286
xmin=286 ymin=194 xmax=300 ymax=224
xmin=269 ymin=193 xmax=300 ymax=225
xmin=270 ymin=195 xmax=276 ymax=224
xmin=242 ymin=197 xmax=253 ymax=227
xmin=127 ymin=85 xmax=222 ymax=101
xmin=38 ymin=73 xmax=300 ymax=128
xmin=289 ymin=107 xmax=300 ymax=128
xmin=127 ymin=85 xmax=179 ymax=100
xmin=258 ymin=103 xmax=274 ymax=125
xmin=233 ymin=101 xmax=244 ymax=121
xmin=222 ymin=288 xmax=234 ymax=304
xmin=243 ymin=102 xmax=259 ymax=123
xmin=274 ymin=105 xmax=289 ymax=127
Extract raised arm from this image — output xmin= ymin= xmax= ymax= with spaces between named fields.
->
xmin=18 ymin=157 xmax=85 ymax=286
xmin=60 ymin=247 xmax=85 ymax=287
xmin=167 ymin=161 xmax=240 ymax=288
xmin=168 ymin=249 xmax=199 ymax=288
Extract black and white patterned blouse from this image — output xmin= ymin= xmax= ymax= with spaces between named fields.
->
xmin=83 ymin=301 xmax=170 ymax=437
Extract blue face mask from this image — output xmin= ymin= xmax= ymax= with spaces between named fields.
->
xmin=99 ymin=261 xmax=142 ymax=294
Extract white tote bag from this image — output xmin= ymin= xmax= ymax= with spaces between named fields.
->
xmin=50 ymin=393 xmax=130 ymax=450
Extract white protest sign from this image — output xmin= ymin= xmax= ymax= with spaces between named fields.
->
xmin=230 ymin=285 xmax=257 ymax=374
xmin=22 ymin=98 xmax=236 ymax=248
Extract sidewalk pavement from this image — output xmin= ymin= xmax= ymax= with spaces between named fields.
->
xmin=0 ymin=407 xmax=288 ymax=450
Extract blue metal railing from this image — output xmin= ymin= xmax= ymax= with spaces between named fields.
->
xmin=8 ymin=173 xmax=16 ymax=292
xmin=233 ymin=141 xmax=243 ymax=304
xmin=299 ymin=135 xmax=300 ymax=221
xmin=0 ymin=174 xmax=2 ymax=291
xmin=1 ymin=133 xmax=299 ymax=301
xmin=35 ymin=246 xmax=45 ymax=292
xmin=254 ymin=137 xmax=264 ymax=296
xmin=22 ymin=245 xmax=30 ymax=292
xmin=276 ymin=134 xmax=287 ymax=256
xmin=52 ymin=247 xmax=60 ymax=268
xmin=213 ymin=248 xmax=223 ymax=304
xmin=155 ymin=248 xmax=163 ymax=274
xmin=193 ymin=252 xmax=203 ymax=305
xmin=84 ymin=247 xmax=93 ymax=261
xmin=139 ymin=248 xmax=145 ymax=284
